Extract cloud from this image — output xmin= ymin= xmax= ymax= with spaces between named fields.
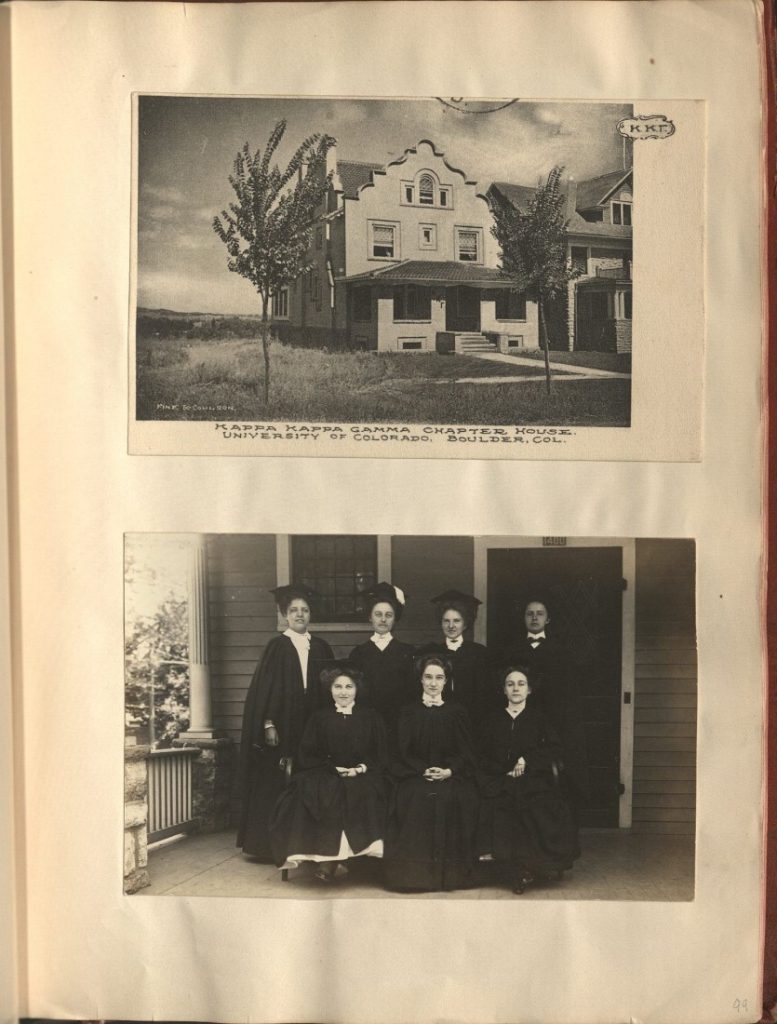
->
xmin=141 ymin=183 xmax=186 ymax=204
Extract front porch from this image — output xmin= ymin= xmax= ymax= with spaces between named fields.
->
xmin=138 ymin=828 xmax=695 ymax=901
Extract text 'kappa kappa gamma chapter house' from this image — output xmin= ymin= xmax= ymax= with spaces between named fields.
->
xmin=269 ymin=140 xmax=633 ymax=356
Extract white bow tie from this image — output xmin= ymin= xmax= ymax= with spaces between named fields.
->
xmin=422 ymin=696 xmax=444 ymax=707
xmin=335 ymin=703 xmax=354 ymax=715
xmin=445 ymin=637 xmax=464 ymax=651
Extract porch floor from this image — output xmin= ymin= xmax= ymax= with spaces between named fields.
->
xmin=138 ymin=828 xmax=694 ymax=901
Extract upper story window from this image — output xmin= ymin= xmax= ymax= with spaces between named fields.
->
xmin=419 ymin=224 xmax=437 ymax=250
xmin=370 ymin=221 xmax=398 ymax=259
xmin=271 ymin=287 xmax=289 ymax=319
xmin=570 ymin=246 xmax=589 ymax=274
xmin=611 ymin=201 xmax=632 ymax=226
xmin=400 ymin=172 xmax=453 ymax=209
xmin=455 ymin=226 xmax=482 ymax=263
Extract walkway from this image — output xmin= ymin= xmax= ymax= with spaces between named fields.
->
xmin=137 ymin=828 xmax=694 ymax=901
xmin=462 ymin=351 xmax=632 ymax=382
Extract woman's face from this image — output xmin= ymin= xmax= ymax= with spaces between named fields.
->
xmin=441 ymin=609 xmax=466 ymax=640
xmin=421 ymin=663 xmax=447 ymax=699
xmin=285 ymin=598 xmax=311 ymax=634
xmin=370 ymin=601 xmax=396 ymax=635
xmin=331 ymin=674 xmax=357 ymax=707
xmin=524 ymin=602 xmax=549 ymax=634
xmin=504 ymin=671 xmax=531 ymax=706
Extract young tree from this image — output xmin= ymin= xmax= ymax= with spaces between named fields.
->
xmin=491 ymin=166 xmax=581 ymax=393
xmin=213 ymin=121 xmax=335 ymax=403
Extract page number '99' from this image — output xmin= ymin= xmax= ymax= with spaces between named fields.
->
xmin=733 ymin=998 xmax=748 ymax=1013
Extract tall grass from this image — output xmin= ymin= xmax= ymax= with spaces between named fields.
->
xmin=136 ymin=335 xmax=630 ymax=426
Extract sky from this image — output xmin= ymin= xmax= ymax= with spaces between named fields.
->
xmin=136 ymin=96 xmax=632 ymax=315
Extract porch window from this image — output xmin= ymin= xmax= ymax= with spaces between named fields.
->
xmin=456 ymin=227 xmax=482 ymax=263
xmin=291 ymin=535 xmax=378 ymax=624
xmin=612 ymin=201 xmax=632 ymax=226
xmin=393 ymin=284 xmax=431 ymax=321
xmin=352 ymin=287 xmax=372 ymax=322
xmin=495 ymin=289 xmax=527 ymax=321
xmin=371 ymin=221 xmax=397 ymax=259
xmin=271 ymin=287 xmax=289 ymax=319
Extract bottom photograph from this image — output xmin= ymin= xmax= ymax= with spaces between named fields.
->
xmin=123 ymin=533 xmax=697 ymax=901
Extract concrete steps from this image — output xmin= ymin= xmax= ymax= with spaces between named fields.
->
xmin=457 ymin=333 xmax=497 ymax=353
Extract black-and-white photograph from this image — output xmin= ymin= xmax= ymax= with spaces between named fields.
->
xmin=134 ymin=97 xmax=633 ymax=429
xmin=124 ymin=533 xmax=696 ymax=901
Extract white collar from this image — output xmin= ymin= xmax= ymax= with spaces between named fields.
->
xmin=505 ymin=704 xmax=526 ymax=719
xmin=370 ymin=632 xmax=393 ymax=650
xmin=334 ymin=701 xmax=355 ymax=716
xmin=527 ymin=631 xmax=546 ymax=641
xmin=422 ymin=695 xmax=444 ymax=707
xmin=284 ymin=628 xmax=311 ymax=647
xmin=445 ymin=636 xmax=464 ymax=651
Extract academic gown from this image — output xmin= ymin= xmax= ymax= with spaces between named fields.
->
xmin=416 ymin=639 xmax=493 ymax=725
xmin=269 ymin=705 xmax=389 ymax=866
xmin=384 ymin=701 xmax=479 ymax=892
xmin=236 ymin=633 xmax=334 ymax=860
xmin=506 ymin=636 xmax=590 ymax=802
xmin=348 ymin=638 xmax=415 ymax=745
xmin=477 ymin=705 xmax=580 ymax=877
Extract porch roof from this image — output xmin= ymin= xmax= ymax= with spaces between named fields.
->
xmin=343 ymin=260 xmax=516 ymax=288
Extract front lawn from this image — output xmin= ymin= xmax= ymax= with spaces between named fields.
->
xmin=518 ymin=349 xmax=632 ymax=374
xmin=136 ymin=335 xmax=630 ymax=426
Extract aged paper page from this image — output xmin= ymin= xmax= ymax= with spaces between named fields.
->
xmin=9 ymin=2 xmax=764 ymax=1022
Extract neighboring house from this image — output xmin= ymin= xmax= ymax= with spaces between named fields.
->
xmin=272 ymin=140 xmax=537 ymax=354
xmin=488 ymin=169 xmax=633 ymax=353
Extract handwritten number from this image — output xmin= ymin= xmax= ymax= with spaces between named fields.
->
xmin=733 ymin=998 xmax=748 ymax=1013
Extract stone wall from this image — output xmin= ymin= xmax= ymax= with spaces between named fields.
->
xmin=615 ymin=319 xmax=632 ymax=354
xmin=174 ymin=736 xmax=235 ymax=833
xmin=124 ymin=735 xmax=150 ymax=893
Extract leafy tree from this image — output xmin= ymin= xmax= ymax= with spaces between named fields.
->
xmin=491 ymin=166 xmax=581 ymax=393
xmin=213 ymin=121 xmax=335 ymax=403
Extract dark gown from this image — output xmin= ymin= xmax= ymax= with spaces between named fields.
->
xmin=348 ymin=637 xmax=415 ymax=746
xmin=506 ymin=636 xmax=590 ymax=803
xmin=477 ymin=705 xmax=580 ymax=879
xmin=385 ymin=701 xmax=479 ymax=891
xmin=269 ymin=705 xmax=389 ymax=866
xmin=416 ymin=639 xmax=493 ymax=725
xmin=236 ymin=633 xmax=334 ymax=861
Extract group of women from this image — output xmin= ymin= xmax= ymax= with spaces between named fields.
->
xmin=236 ymin=581 xmax=584 ymax=894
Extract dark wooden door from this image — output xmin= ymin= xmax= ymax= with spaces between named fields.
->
xmin=487 ymin=546 xmax=624 ymax=827
xmin=445 ymin=286 xmax=480 ymax=332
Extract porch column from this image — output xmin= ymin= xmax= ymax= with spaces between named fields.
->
xmin=183 ymin=535 xmax=213 ymax=739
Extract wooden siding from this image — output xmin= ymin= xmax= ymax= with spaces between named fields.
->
xmin=391 ymin=536 xmax=474 ymax=647
xmin=632 ymin=539 xmax=697 ymax=835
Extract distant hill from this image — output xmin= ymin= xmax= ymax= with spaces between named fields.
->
xmin=138 ymin=307 xmax=262 ymax=321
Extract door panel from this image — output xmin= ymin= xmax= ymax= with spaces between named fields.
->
xmin=486 ymin=546 xmax=624 ymax=827
xmin=445 ymin=286 xmax=481 ymax=332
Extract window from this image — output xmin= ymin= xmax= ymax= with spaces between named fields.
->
xmin=612 ymin=201 xmax=632 ymax=226
xmin=400 ymin=339 xmax=423 ymax=350
xmin=271 ymin=287 xmax=289 ymax=319
xmin=419 ymin=224 xmax=437 ymax=250
xmin=419 ymin=174 xmax=435 ymax=205
xmin=403 ymin=183 xmax=414 ymax=203
xmin=315 ymin=226 xmax=323 ymax=250
xmin=623 ymin=290 xmax=632 ymax=320
xmin=393 ymin=284 xmax=431 ymax=321
xmin=291 ymin=535 xmax=378 ymax=623
xmin=456 ymin=227 xmax=481 ymax=263
xmin=495 ymin=289 xmax=527 ymax=321
xmin=439 ymin=187 xmax=450 ymax=207
xmin=352 ymin=287 xmax=372 ymax=322
xmin=571 ymin=246 xmax=589 ymax=274
xmin=371 ymin=222 xmax=397 ymax=259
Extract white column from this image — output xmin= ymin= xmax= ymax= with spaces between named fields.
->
xmin=183 ymin=535 xmax=214 ymax=738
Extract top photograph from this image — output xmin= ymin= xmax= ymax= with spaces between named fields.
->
xmin=129 ymin=96 xmax=704 ymax=460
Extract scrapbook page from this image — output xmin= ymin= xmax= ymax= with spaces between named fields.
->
xmin=3 ymin=1 xmax=767 ymax=1023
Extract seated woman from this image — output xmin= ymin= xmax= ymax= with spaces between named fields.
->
xmin=236 ymin=584 xmax=334 ymax=862
xmin=384 ymin=654 xmax=479 ymax=892
xmin=269 ymin=663 xmax=389 ymax=882
xmin=477 ymin=664 xmax=580 ymax=894
xmin=417 ymin=589 xmax=492 ymax=726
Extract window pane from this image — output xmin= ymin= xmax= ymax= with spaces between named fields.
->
xmin=613 ymin=204 xmax=622 ymax=225
xmin=623 ymin=204 xmax=632 ymax=226
xmin=419 ymin=174 xmax=434 ymax=205
xmin=372 ymin=224 xmax=394 ymax=258
xmin=457 ymin=230 xmax=479 ymax=261
xmin=393 ymin=287 xmax=405 ymax=320
xmin=291 ymin=535 xmax=378 ymax=622
xmin=495 ymin=289 xmax=526 ymax=320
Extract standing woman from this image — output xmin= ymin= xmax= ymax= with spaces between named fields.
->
xmin=236 ymin=583 xmax=334 ymax=861
xmin=418 ymin=590 xmax=492 ymax=726
xmin=269 ymin=662 xmax=389 ymax=881
xmin=508 ymin=597 xmax=590 ymax=814
xmin=477 ymin=663 xmax=580 ymax=894
xmin=348 ymin=582 xmax=414 ymax=747
xmin=385 ymin=654 xmax=479 ymax=892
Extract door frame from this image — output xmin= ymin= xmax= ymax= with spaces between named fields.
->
xmin=473 ymin=536 xmax=636 ymax=828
